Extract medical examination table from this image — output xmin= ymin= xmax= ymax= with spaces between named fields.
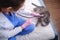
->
xmin=17 ymin=0 xmax=58 ymax=40
xmin=16 ymin=0 xmax=58 ymax=40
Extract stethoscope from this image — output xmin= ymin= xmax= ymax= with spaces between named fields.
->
xmin=17 ymin=3 xmax=44 ymax=18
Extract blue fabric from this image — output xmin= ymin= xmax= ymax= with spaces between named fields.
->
xmin=3 ymin=12 xmax=35 ymax=40
xmin=16 ymin=24 xmax=35 ymax=35
xmin=8 ymin=36 xmax=16 ymax=40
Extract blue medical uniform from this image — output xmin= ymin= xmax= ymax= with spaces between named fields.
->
xmin=3 ymin=12 xmax=35 ymax=40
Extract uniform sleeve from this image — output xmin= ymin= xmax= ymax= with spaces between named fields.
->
xmin=0 ymin=27 xmax=22 ymax=38
xmin=16 ymin=17 xmax=26 ymax=26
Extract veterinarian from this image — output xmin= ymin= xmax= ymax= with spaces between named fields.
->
xmin=0 ymin=0 xmax=35 ymax=40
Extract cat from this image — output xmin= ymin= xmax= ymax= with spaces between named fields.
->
xmin=32 ymin=3 xmax=50 ymax=27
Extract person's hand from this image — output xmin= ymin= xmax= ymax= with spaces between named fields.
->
xmin=31 ymin=12 xmax=44 ymax=17
xmin=31 ymin=12 xmax=40 ymax=17
xmin=21 ymin=18 xmax=32 ymax=29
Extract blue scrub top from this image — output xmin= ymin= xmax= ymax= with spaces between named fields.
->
xmin=3 ymin=12 xmax=35 ymax=35
xmin=3 ymin=12 xmax=26 ymax=28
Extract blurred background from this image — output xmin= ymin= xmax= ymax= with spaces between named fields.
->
xmin=43 ymin=0 xmax=60 ymax=39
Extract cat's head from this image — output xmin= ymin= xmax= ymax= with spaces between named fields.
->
xmin=32 ymin=3 xmax=50 ymax=26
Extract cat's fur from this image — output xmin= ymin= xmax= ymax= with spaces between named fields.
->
xmin=32 ymin=3 xmax=50 ymax=27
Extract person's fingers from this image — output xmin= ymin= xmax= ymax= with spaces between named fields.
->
xmin=26 ymin=18 xmax=32 ymax=24
xmin=21 ymin=18 xmax=32 ymax=29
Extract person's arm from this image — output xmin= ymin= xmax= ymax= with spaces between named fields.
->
xmin=31 ymin=12 xmax=41 ymax=17
xmin=0 ymin=26 xmax=22 ymax=38
xmin=0 ymin=19 xmax=32 ymax=38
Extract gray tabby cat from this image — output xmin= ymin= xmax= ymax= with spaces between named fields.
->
xmin=32 ymin=3 xmax=50 ymax=27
